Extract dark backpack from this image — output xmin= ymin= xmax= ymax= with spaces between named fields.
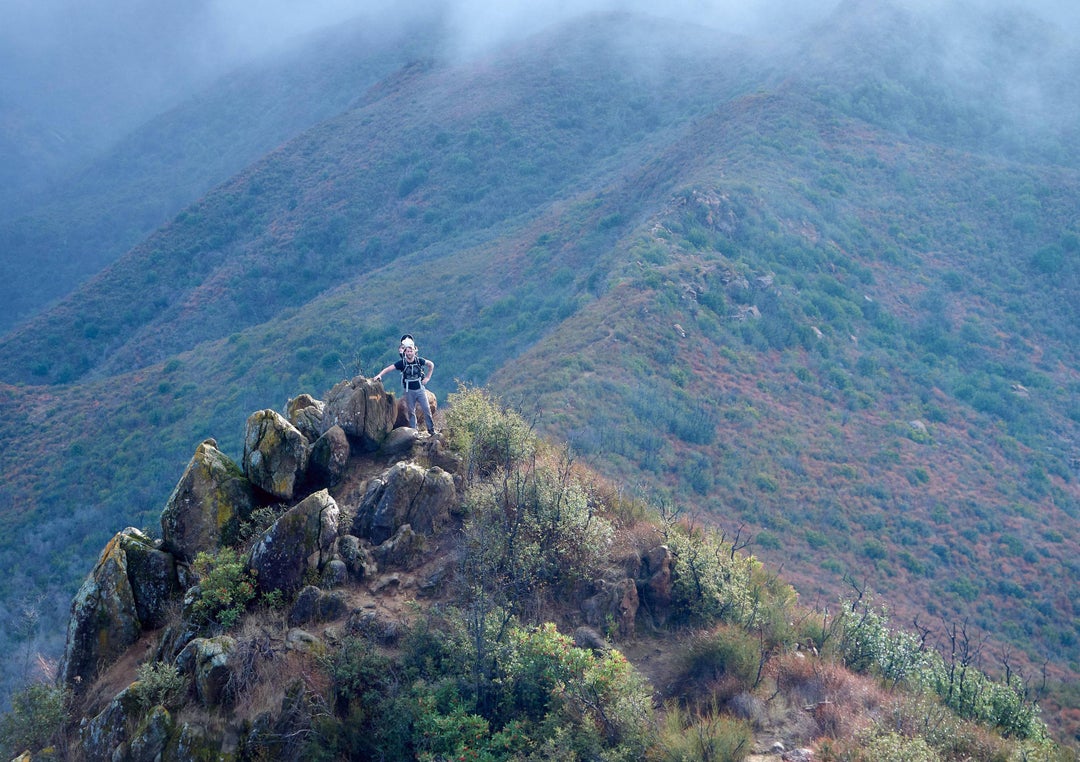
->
xmin=400 ymin=356 xmax=424 ymax=388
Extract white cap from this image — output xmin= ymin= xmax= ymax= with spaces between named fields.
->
xmin=401 ymin=337 xmax=415 ymax=349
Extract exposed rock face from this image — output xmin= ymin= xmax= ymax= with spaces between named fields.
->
xmin=352 ymin=462 xmax=456 ymax=544
xmin=243 ymin=409 xmax=311 ymax=501
xmin=60 ymin=528 xmax=169 ymax=688
xmin=249 ymin=489 xmax=340 ymax=594
xmin=308 ymin=424 xmax=350 ymax=488
xmin=322 ymin=376 xmax=395 ymax=449
xmin=161 ymin=440 xmax=257 ymax=562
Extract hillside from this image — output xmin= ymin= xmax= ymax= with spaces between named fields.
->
xmin=0 ymin=13 xmax=440 ymax=333
xmin=0 ymin=384 xmax=1060 ymax=760
xmin=0 ymin=1 xmax=1078 ymax=745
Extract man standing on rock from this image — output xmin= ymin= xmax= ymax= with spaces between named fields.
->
xmin=373 ymin=336 xmax=436 ymax=436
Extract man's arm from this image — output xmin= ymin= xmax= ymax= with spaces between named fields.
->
xmin=424 ymin=360 xmax=435 ymax=384
xmin=373 ymin=364 xmax=397 ymax=381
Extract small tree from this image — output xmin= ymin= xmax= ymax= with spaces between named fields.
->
xmin=0 ymin=681 xmax=70 ymax=759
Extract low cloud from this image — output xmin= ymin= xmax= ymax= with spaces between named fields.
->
xmin=1 ymin=0 xmax=1076 ymax=165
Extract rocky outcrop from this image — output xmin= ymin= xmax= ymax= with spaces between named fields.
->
xmin=160 ymin=440 xmax=257 ymax=562
xmin=243 ymin=409 xmax=310 ymax=501
xmin=54 ymin=381 xmax=465 ymax=753
xmin=352 ymin=462 xmax=456 ymax=544
xmin=248 ymin=489 xmax=340 ymax=594
xmin=60 ymin=528 xmax=177 ymax=688
xmin=321 ymin=376 xmax=395 ymax=449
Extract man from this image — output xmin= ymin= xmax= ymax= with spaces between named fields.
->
xmin=374 ymin=336 xmax=436 ymax=435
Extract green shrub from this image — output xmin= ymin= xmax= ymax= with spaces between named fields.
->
xmin=445 ymin=384 xmax=537 ymax=481
xmin=462 ymin=460 xmax=614 ymax=603
xmin=319 ymin=636 xmax=415 ymax=759
xmin=839 ymin=729 xmax=942 ymax=762
xmin=648 ymin=701 xmax=752 ymax=762
xmin=837 ymin=599 xmax=930 ymax=684
xmin=679 ymin=626 xmax=762 ymax=702
xmin=412 ymin=696 xmax=497 ymax=761
xmin=664 ymin=524 xmax=758 ymax=627
xmin=500 ymin=623 xmax=653 ymax=755
xmin=190 ymin=548 xmax=258 ymax=629
xmin=325 ymin=636 xmax=395 ymax=706
xmin=334 ymin=615 xmax=654 ymax=761
xmin=836 ymin=598 xmax=1049 ymax=741
xmin=132 ymin=661 xmax=187 ymax=710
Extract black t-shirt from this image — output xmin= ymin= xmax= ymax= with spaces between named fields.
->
xmin=394 ymin=356 xmax=427 ymax=390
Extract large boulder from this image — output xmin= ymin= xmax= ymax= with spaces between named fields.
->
xmin=176 ymin=636 xmax=237 ymax=708
xmin=321 ymin=376 xmax=395 ymax=450
xmin=336 ymin=534 xmax=377 ymax=581
xmin=286 ymin=393 xmax=326 ymax=441
xmin=372 ymin=524 xmax=425 ymax=570
xmin=243 ymin=409 xmax=310 ymax=501
xmin=164 ymin=722 xmax=224 ymax=761
xmin=60 ymin=529 xmax=144 ymax=688
xmin=161 ymin=440 xmax=258 ymax=562
xmin=288 ymin=585 xmax=348 ymax=626
xmin=124 ymin=705 xmax=174 ymax=762
xmin=352 ymin=462 xmax=456 ymax=544
xmin=307 ymin=424 xmax=350 ymax=488
xmin=121 ymin=529 xmax=181 ymax=629
xmin=249 ymin=490 xmax=340 ymax=595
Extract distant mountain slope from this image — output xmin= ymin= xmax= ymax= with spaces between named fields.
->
xmin=0 ymin=15 xmax=440 ymax=333
xmin=1 ymin=2 xmax=1078 ymax=740
xmin=0 ymin=14 xmax=772 ymax=385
